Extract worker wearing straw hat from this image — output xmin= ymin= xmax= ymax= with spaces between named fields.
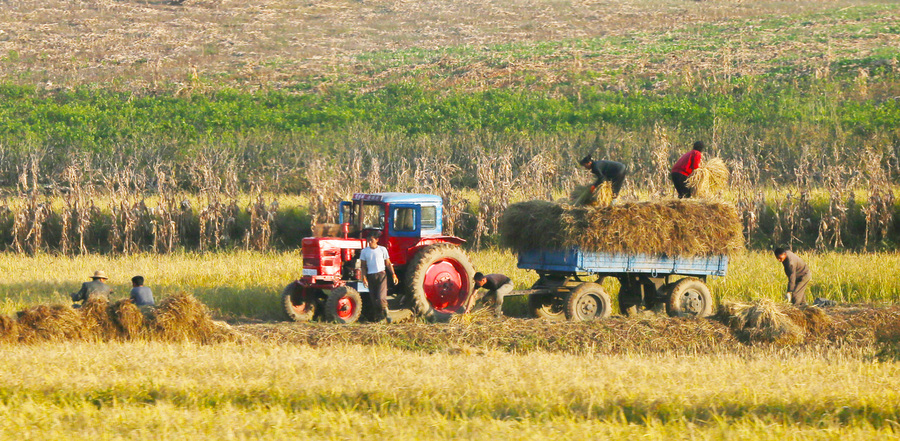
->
xmin=71 ymin=270 xmax=113 ymax=308
xmin=579 ymin=155 xmax=627 ymax=198
xmin=670 ymin=141 xmax=704 ymax=198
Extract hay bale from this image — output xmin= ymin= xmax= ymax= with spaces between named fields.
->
xmin=0 ymin=315 xmax=19 ymax=344
xmin=110 ymin=299 xmax=147 ymax=340
xmin=148 ymin=293 xmax=218 ymax=343
xmin=687 ymin=158 xmax=729 ymax=198
xmin=80 ymin=297 xmax=116 ymax=341
xmin=501 ymin=198 xmax=743 ymax=256
xmin=16 ymin=304 xmax=84 ymax=343
xmin=719 ymin=300 xmax=805 ymax=345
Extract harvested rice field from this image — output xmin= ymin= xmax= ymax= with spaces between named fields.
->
xmin=0 ymin=250 xmax=899 ymax=438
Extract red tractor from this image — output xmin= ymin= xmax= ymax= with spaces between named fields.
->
xmin=282 ymin=192 xmax=476 ymax=323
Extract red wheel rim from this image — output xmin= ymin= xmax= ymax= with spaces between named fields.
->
xmin=422 ymin=258 xmax=470 ymax=312
xmin=335 ymin=296 xmax=356 ymax=319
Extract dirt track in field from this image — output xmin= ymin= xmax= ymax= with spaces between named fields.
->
xmin=232 ymin=305 xmax=900 ymax=356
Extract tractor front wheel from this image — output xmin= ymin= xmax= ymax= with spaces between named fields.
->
xmin=405 ymin=244 xmax=475 ymax=320
xmin=326 ymin=286 xmax=363 ymax=324
xmin=282 ymin=281 xmax=317 ymax=322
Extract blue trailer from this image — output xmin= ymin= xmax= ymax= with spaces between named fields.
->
xmin=510 ymin=249 xmax=729 ymax=321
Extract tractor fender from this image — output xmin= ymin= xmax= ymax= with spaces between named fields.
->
xmin=411 ymin=236 xmax=466 ymax=253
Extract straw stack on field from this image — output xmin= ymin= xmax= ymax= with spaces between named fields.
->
xmin=687 ymin=157 xmax=729 ymax=198
xmin=81 ymin=297 xmax=117 ymax=340
xmin=16 ymin=304 xmax=84 ymax=343
xmin=111 ymin=299 xmax=147 ymax=339
xmin=500 ymin=199 xmax=743 ymax=256
xmin=3 ymin=293 xmax=237 ymax=344
xmin=149 ymin=293 xmax=219 ymax=343
xmin=0 ymin=315 xmax=19 ymax=343
xmin=718 ymin=300 xmax=805 ymax=345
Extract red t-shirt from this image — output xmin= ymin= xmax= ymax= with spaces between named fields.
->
xmin=672 ymin=150 xmax=702 ymax=176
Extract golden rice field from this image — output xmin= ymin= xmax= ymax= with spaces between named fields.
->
xmin=0 ymin=249 xmax=897 ymax=319
xmin=1 ymin=250 xmax=898 ymax=439
xmin=0 ymin=343 xmax=897 ymax=439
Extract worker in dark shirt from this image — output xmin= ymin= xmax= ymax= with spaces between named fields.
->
xmin=774 ymin=247 xmax=812 ymax=306
xmin=129 ymin=275 xmax=155 ymax=306
xmin=473 ymin=272 xmax=514 ymax=316
xmin=71 ymin=270 xmax=113 ymax=308
xmin=670 ymin=141 xmax=704 ymax=198
xmin=579 ymin=155 xmax=627 ymax=198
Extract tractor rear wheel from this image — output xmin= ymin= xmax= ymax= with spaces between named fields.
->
xmin=405 ymin=244 xmax=475 ymax=320
xmin=565 ymin=283 xmax=612 ymax=321
xmin=528 ymin=293 xmax=566 ymax=321
xmin=326 ymin=286 xmax=363 ymax=324
xmin=666 ymin=278 xmax=713 ymax=318
xmin=282 ymin=281 xmax=317 ymax=322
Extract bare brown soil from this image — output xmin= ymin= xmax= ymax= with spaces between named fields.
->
xmin=0 ymin=0 xmax=893 ymax=91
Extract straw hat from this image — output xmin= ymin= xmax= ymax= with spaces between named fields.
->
xmin=91 ymin=270 xmax=109 ymax=280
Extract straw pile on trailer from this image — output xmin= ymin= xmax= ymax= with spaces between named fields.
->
xmin=687 ymin=158 xmax=730 ymax=198
xmin=570 ymin=182 xmax=614 ymax=207
xmin=500 ymin=198 xmax=743 ymax=256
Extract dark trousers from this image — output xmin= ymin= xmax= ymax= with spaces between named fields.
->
xmin=609 ymin=172 xmax=626 ymax=197
xmin=366 ymin=271 xmax=388 ymax=309
xmin=671 ymin=172 xmax=691 ymax=198
xmin=791 ymin=273 xmax=812 ymax=306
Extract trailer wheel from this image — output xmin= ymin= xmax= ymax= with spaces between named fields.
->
xmin=528 ymin=293 xmax=566 ymax=321
xmin=282 ymin=281 xmax=317 ymax=322
xmin=666 ymin=278 xmax=713 ymax=317
xmin=405 ymin=244 xmax=475 ymax=320
xmin=565 ymin=283 xmax=612 ymax=321
xmin=326 ymin=286 xmax=363 ymax=324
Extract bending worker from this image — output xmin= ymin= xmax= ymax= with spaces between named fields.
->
xmin=670 ymin=141 xmax=704 ymax=198
xmin=579 ymin=155 xmax=627 ymax=198
xmin=473 ymin=272 xmax=514 ymax=316
xmin=774 ymin=247 xmax=812 ymax=306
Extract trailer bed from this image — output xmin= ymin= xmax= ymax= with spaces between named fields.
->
xmin=517 ymin=249 xmax=728 ymax=277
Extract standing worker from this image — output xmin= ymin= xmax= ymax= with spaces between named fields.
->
xmin=774 ymin=247 xmax=812 ymax=306
xmin=129 ymin=275 xmax=155 ymax=306
xmin=670 ymin=141 xmax=704 ymax=198
xmin=360 ymin=231 xmax=398 ymax=323
xmin=71 ymin=270 xmax=113 ymax=308
xmin=579 ymin=155 xmax=627 ymax=198
xmin=472 ymin=272 xmax=514 ymax=316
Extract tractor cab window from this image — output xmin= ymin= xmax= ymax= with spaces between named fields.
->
xmin=361 ymin=203 xmax=385 ymax=229
xmin=421 ymin=206 xmax=437 ymax=230
xmin=393 ymin=207 xmax=417 ymax=232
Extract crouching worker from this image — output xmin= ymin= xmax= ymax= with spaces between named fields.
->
xmin=473 ymin=272 xmax=514 ymax=316
xmin=130 ymin=276 xmax=155 ymax=307
xmin=774 ymin=247 xmax=812 ymax=306
xmin=71 ymin=270 xmax=113 ymax=308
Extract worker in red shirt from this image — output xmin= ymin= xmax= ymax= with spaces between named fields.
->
xmin=670 ymin=141 xmax=704 ymax=198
